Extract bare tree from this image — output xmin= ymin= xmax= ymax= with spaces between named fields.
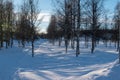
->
xmin=0 ymin=0 xmax=4 ymax=48
xmin=47 ymin=15 xmax=57 ymax=45
xmin=27 ymin=0 xmax=41 ymax=57
xmin=15 ymin=0 xmax=41 ymax=57
xmin=53 ymin=0 xmax=72 ymax=53
xmin=114 ymin=1 xmax=120 ymax=63
xmin=52 ymin=0 xmax=82 ymax=56
xmin=84 ymin=0 xmax=104 ymax=53
xmin=4 ymin=0 xmax=14 ymax=48
xmin=103 ymin=12 xmax=109 ymax=47
xmin=76 ymin=0 xmax=81 ymax=57
xmin=16 ymin=0 xmax=30 ymax=47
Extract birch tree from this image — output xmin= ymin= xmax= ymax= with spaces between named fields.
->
xmin=28 ymin=0 xmax=41 ymax=57
xmin=114 ymin=1 xmax=120 ymax=63
xmin=0 ymin=0 xmax=4 ymax=48
xmin=84 ymin=0 xmax=104 ymax=53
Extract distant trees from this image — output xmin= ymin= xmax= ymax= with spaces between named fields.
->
xmin=47 ymin=15 xmax=57 ymax=45
xmin=0 ymin=0 xmax=120 ymax=62
xmin=49 ymin=0 xmax=105 ymax=56
xmin=50 ymin=0 xmax=120 ymax=63
xmin=0 ymin=0 xmax=43 ymax=57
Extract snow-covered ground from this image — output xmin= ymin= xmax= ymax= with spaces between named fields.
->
xmin=0 ymin=39 xmax=119 ymax=80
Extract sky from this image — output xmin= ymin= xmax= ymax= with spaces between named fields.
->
xmin=37 ymin=0 xmax=53 ymax=33
xmin=13 ymin=0 xmax=53 ymax=33
xmin=104 ymin=0 xmax=119 ymax=14
xmin=13 ymin=0 xmax=120 ymax=33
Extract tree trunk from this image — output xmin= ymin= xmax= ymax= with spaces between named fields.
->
xmin=76 ymin=34 xmax=80 ymax=57
xmin=91 ymin=35 xmax=95 ymax=53
xmin=76 ymin=0 xmax=80 ymax=57
xmin=32 ymin=41 xmax=34 ymax=57
xmin=0 ymin=26 xmax=3 ymax=48
xmin=65 ymin=38 xmax=68 ymax=53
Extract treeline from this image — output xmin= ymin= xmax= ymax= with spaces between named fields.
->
xmin=0 ymin=0 xmax=41 ymax=57
xmin=47 ymin=28 xmax=118 ymax=46
xmin=0 ymin=0 xmax=120 ymax=61
xmin=47 ymin=0 xmax=120 ymax=62
xmin=0 ymin=0 xmax=14 ymax=49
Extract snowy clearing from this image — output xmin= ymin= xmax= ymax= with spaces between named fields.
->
xmin=0 ymin=39 xmax=119 ymax=80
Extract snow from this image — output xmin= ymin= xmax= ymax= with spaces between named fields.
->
xmin=0 ymin=39 xmax=119 ymax=80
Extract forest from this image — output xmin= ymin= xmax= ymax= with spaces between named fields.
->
xmin=0 ymin=0 xmax=120 ymax=80
xmin=0 ymin=0 xmax=119 ymax=58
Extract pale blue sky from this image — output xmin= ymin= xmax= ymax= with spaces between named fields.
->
xmin=13 ymin=0 xmax=119 ymax=32
xmin=13 ymin=0 xmax=53 ymax=33
xmin=13 ymin=0 xmax=53 ymax=13
xmin=104 ymin=0 xmax=119 ymax=13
